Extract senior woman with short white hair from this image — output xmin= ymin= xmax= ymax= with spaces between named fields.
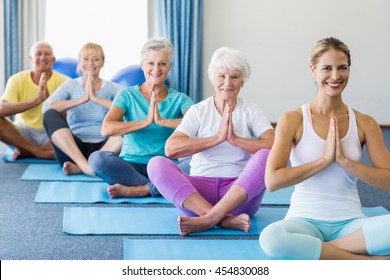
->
xmin=147 ymin=46 xmax=275 ymax=236
xmin=88 ymin=38 xmax=193 ymax=198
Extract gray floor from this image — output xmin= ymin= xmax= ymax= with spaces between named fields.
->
xmin=0 ymin=143 xmax=255 ymax=260
xmin=0 ymin=157 xmax=123 ymax=259
xmin=1 ymin=134 xmax=390 ymax=260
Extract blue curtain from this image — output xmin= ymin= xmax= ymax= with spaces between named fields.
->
xmin=156 ymin=0 xmax=203 ymax=103
xmin=4 ymin=0 xmax=19 ymax=81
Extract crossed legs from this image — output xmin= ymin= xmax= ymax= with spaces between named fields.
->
xmin=43 ymin=109 xmax=122 ymax=176
xmin=178 ymin=185 xmax=251 ymax=236
xmin=259 ymin=214 xmax=390 ymax=260
xmin=89 ymin=151 xmax=153 ymax=198
xmin=50 ymin=128 xmax=121 ymax=176
xmin=148 ymin=149 xmax=269 ymax=236
xmin=0 ymin=117 xmax=54 ymax=159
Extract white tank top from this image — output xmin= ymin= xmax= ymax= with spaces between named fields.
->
xmin=286 ymin=104 xmax=365 ymax=220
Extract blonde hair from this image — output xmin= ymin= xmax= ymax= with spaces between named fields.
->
xmin=78 ymin=42 xmax=105 ymax=63
xmin=311 ymin=37 xmax=351 ymax=67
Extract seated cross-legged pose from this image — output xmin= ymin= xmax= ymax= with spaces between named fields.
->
xmin=147 ymin=47 xmax=275 ymax=236
xmin=0 ymin=41 xmax=69 ymax=160
xmin=43 ymin=42 xmax=123 ymax=176
xmin=88 ymin=38 xmax=193 ymax=198
xmin=259 ymin=37 xmax=390 ymax=260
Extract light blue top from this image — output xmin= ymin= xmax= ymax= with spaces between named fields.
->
xmin=43 ymin=77 xmax=123 ymax=142
xmin=113 ymin=85 xmax=193 ymax=164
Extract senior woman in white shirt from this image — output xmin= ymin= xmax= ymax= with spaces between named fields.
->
xmin=147 ymin=46 xmax=274 ymax=236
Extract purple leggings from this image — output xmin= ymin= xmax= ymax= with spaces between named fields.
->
xmin=147 ymin=149 xmax=270 ymax=217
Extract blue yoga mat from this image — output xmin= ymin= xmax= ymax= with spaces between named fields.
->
xmin=35 ymin=181 xmax=170 ymax=204
xmin=34 ymin=181 xmax=289 ymax=205
xmin=63 ymin=206 xmax=389 ymax=236
xmin=21 ymin=163 xmax=103 ymax=182
xmin=2 ymin=147 xmax=56 ymax=164
xmin=123 ymin=239 xmax=270 ymax=260
xmin=63 ymin=206 xmax=288 ymax=236
xmin=262 ymin=187 xmax=293 ymax=205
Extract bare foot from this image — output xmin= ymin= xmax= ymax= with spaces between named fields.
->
xmin=107 ymin=184 xmax=150 ymax=198
xmin=219 ymin=213 xmax=251 ymax=233
xmin=62 ymin=161 xmax=82 ymax=175
xmin=178 ymin=215 xmax=215 ymax=236
xmin=178 ymin=213 xmax=252 ymax=236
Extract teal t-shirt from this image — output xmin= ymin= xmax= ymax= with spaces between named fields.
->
xmin=112 ymin=85 xmax=193 ymax=164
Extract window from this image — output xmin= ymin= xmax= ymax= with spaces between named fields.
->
xmin=45 ymin=0 xmax=148 ymax=80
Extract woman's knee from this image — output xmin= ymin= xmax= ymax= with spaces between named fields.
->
xmin=259 ymin=219 xmax=322 ymax=260
xmin=147 ymin=156 xmax=173 ymax=177
xmin=259 ymin=222 xmax=286 ymax=259
xmin=43 ymin=109 xmax=67 ymax=137
xmin=147 ymin=156 xmax=183 ymax=193
xmin=254 ymin=148 xmax=271 ymax=167
xmin=89 ymin=151 xmax=111 ymax=173
xmin=235 ymin=149 xmax=271 ymax=200
xmin=43 ymin=109 xmax=60 ymax=125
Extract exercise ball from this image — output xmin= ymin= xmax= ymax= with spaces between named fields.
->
xmin=52 ymin=58 xmax=80 ymax=79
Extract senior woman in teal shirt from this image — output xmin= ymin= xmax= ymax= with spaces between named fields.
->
xmin=89 ymin=38 xmax=193 ymax=198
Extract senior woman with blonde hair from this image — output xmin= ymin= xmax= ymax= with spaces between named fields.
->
xmin=88 ymin=38 xmax=193 ymax=198
xmin=43 ymin=42 xmax=123 ymax=176
xmin=147 ymin=47 xmax=275 ymax=236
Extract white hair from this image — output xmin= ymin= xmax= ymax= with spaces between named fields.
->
xmin=208 ymin=47 xmax=251 ymax=83
xmin=140 ymin=38 xmax=174 ymax=64
xmin=29 ymin=41 xmax=54 ymax=57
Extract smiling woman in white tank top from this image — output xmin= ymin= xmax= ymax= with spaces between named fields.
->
xmin=259 ymin=37 xmax=390 ymax=260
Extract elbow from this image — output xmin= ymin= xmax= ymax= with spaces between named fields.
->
xmin=165 ymin=141 xmax=179 ymax=159
xmin=0 ymin=104 xmax=9 ymax=118
xmin=101 ymin=131 xmax=110 ymax=138
xmin=265 ymin=183 xmax=279 ymax=193
xmin=264 ymin=173 xmax=279 ymax=192
xmin=101 ymin=126 xmax=111 ymax=138
xmin=165 ymin=146 xmax=176 ymax=158
xmin=101 ymin=123 xmax=114 ymax=137
xmin=49 ymin=101 xmax=57 ymax=109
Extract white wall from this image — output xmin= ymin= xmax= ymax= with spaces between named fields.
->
xmin=203 ymin=0 xmax=390 ymax=125
xmin=2 ymin=0 xmax=390 ymax=125
xmin=45 ymin=0 xmax=148 ymax=81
